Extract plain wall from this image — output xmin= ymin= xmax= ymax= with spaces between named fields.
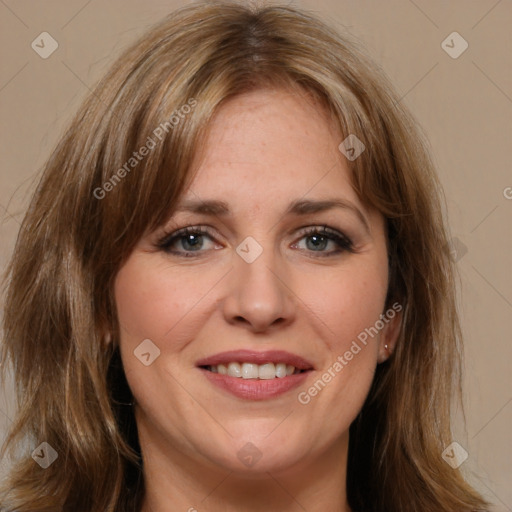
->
xmin=0 ymin=1 xmax=510 ymax=510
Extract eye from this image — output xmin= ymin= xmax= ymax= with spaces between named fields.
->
xmin=157 ymin=226 xmax=220 ymax=256
xmin=292 ymin=226 xmax=354 ymax=257
xmin=157 ymin=224 xmax=354 ymax=258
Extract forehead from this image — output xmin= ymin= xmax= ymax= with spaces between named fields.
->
xmin=186 ymin=88 xmax=357 ymax=204
xmin=169 ymin=88 xmax=384 ymax=236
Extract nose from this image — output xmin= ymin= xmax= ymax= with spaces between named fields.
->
xmin=222 ymin=244 xmax=296 ymax=333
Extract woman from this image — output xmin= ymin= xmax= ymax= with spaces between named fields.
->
xmin=0 ymin=2 xmax=490 ymax=511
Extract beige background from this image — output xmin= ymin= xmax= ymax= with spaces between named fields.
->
xmin=0 ymin=0 xmax=510 ymax=509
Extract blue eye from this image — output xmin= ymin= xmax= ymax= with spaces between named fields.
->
xmin=158 ymin=227 xmax=216 ymax=256
xmin=176 ymin=233 xmax=205 ymax=251
xmin=293 ymin=226 xmax=354 ymax=256
xmin=157 ymin=225 xmax=354 ymax=258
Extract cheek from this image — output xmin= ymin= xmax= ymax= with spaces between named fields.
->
xmin=114 ymin=255 xmax=208 ymax=348
xmin=293 ymin=261 xmax=388 ymax=431
xmin=297 ymin=257 xmax=389 ymax=355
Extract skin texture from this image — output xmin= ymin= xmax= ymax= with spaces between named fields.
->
xmin=114 ymin=88 xmax=401 ymax=512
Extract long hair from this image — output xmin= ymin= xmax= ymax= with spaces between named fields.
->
xmin=0 ymin=2 xmax=489 ymax=511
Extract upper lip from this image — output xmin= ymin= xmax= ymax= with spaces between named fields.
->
xmin=196 ymin=350 xmax=314 ymax=370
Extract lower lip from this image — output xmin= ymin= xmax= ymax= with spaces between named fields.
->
xmin=199 ymin=368 xmax=311 ymax=400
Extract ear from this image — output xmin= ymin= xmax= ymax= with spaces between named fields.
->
xmin=377 ymin=305 xmax=402 ymax=363
xmin=103 ymin=331 xmax=112 ymax=346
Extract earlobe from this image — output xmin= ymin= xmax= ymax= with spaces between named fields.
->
xmin=377 ymin=344 xmax=390 ymax=364
xmin=377 ymin=309 xmax=402 ymax=363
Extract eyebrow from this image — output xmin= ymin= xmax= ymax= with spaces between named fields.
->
xmin=174 ymin=198 xmax=370 ymax=233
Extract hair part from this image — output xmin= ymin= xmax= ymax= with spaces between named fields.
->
xmin=1 ymin=2 xmax=488 ymax=511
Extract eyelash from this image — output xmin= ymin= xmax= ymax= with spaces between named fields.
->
xmin=156 ymin=225 xmax=354 ymax=258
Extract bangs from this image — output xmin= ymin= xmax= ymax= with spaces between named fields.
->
xmin=88 ymin=17 xmax=396 ymax=268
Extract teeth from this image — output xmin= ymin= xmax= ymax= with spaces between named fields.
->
xmin=227 ymin=362 xmax=241 ymax=378
xmin=275 ymin=363 xmax=287 ymax=378
xmin=242 ymin=363 xmax=259 ymax=379
xmin=259 ymin=363 xmax=276 ymax=380
xmin=207 ymin=362 xmax=302 ymax=379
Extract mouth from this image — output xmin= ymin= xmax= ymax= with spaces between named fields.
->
xmin=196 ymin=349 xmax=314 ymax=378
xmin=196 ymin=350 xmax=314 ymax=400
xmin=200 ymin=363 xmax=308 ymax=379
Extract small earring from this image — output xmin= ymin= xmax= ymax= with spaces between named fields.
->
xmin=384 ymin=344 xmax=389 ymax=351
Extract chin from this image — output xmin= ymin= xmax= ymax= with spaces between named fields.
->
xmin=198 ymin=433 xmax=311 ymax=476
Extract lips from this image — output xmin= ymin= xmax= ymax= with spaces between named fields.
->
xmin=196 ymin=349 xmax=314 ymax=400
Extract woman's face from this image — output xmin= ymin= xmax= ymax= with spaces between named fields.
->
xmin=114 ymin=88 xmax=400 ymax=475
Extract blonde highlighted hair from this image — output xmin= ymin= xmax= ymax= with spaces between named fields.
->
xmin=0 ymin=2 xmax=489 ymax=511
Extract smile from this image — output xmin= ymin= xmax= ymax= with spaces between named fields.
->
xmin=203 ymin=362 xmax=305 ymax=379
xmin=196 ymin=350 xmax=314 ymax=400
